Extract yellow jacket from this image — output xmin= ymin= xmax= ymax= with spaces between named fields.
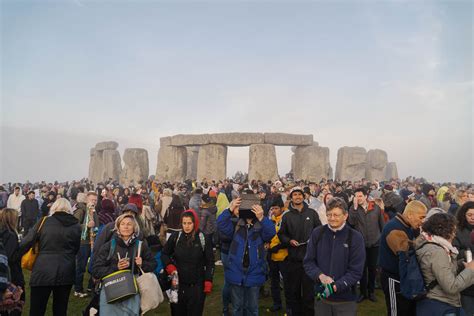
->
xmin=269 ymin=213 xmax=288 ymax=261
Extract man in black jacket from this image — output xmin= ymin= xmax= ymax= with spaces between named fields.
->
xmin=20 ymin=191 xmax=39 ymax=236
xmin=278 ymin=187 xmax=321 ymax=316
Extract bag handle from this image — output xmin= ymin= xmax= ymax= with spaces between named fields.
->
xmin=37 ymin=216 xmax=47 ymax=233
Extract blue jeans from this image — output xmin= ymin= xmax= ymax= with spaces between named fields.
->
xmin=221 ymin=252 xmax=231 ymax=313
xmin=417 ymin=298 xmax=466 ymax=316
xmin=75 ymin=243 xmax=92 ymax=292
xmin=230 ymin=284 xmax=259 ymax=316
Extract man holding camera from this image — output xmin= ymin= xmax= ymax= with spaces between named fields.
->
xmin=217 ymin=196 xmax=276 ymax=316
xmin=278 ymin=187 xmax=322 ymax=316
xmin=303 ymin=197 xmax=365 ymax=315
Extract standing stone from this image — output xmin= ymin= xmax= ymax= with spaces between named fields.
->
xmin=186 ymin=147 xmax=199 ymax=180
xmin=290 ymin=154 xmax=295 ymax=174
xmin=385 ymin=162 xmax=399 ymax=180
xmin=248 ymin=144 xmax=278 ymax=181
xmin=88 ymin=148 xmax=102 ymax=184
xmin=155 ymin=146 xmax=187 ymax=182
xmin=88 ymin=142 xmax=122 ymax=183
xmin=120 ymin=148 xmax=149 ymax=186
xmin=365 ymin=149 xmax=388 ymax=181
xmin=335 ymin=147 xmax=367 ymax=182
xmin=196 ymin=145 xmax=227 ymax=181
xmin=294 ymin=144 xmax=331 ymax=181
xmin=102 ymin=149 xmax=122 ymax=181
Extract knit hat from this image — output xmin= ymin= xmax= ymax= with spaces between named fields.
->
xmin=289 ymin=186 xmax=304 ymax=198
xmin=271 ymin=196 xmax=284 ymax=208
xmin=122 ymin=203 xmax=139 ymax=214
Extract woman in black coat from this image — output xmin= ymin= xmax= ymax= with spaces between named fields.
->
xmin=453 ymin=201 xmax=474 ymax=315
xmin=161 ymin=209 xmax=215 ymax=316
xmin=0 ymin=208 xmax=25 ymax=315
xmin=19 ymin=198 xmax=81 ymax=316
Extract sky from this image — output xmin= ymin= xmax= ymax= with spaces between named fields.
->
xmin=1 ymin=0 xmax=472 ymax=183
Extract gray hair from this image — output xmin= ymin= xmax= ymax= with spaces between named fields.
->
xmin=50 ymin=198 xmax=73 ymax=215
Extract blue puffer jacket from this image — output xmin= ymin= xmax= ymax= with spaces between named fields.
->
xmin=217 ymin=209 xmax=276 ymax=287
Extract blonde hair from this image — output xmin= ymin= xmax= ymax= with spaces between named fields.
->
xmin=114 ymin=214 xmax=140 ymax=236
xmin=403 ymin=200 xmax=427 ymax=216
xmin=455 ymin=190 xmax=467 ymax=205
xmin=50 ymin=198 xmax=73 ymax=215
xmin=0 ymin=208 xmax=18 ymax=233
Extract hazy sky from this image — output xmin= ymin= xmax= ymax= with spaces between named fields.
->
xmin=1 ymin=0 xmax=472 ymax=183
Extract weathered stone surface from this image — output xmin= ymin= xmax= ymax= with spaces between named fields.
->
xmin=170 ymin=134 xmax=209 ymax=146
xmin=365 ymin=149 xmax=388 ymax=181
xmin=335 ymin=147 xmax=367 ymax=182
xmin=248 ymin=144 xmax=278 ymax=181
xmin=88 ymin=148 xmax=102 ymax=183
xmin=264 ymin=133 xmax=313 ymax=146
xmin=102 ymin=150 xmax=122 ymax=181
xmin=385 ymin=162 xmax=399 ymax=180
xmin=95 ymin=141 xmax=119 ymax=151
xmin=294 ymin=145 xmax=331 ymax=181
xmin=208 ymin=133 xmax=264 ymax=146
xmin=120 ymin=148 xmax=149 ymax=186
xmin=155 ymin=146 xmax=187 ymax=182
xmin=160 ymin=137 xmax=171 ymax=147
xmin=196 ymin=145 xmax=227 ymax=181
xmin=88 ymin=143 xmax=122 ymax=183
xmin=290 ymin=154 xmax=295 ymax=173
xmin=186 ymin=147 xmax=199 ymax=180
xmin=328 ymin=165 xmax=333 ymax=180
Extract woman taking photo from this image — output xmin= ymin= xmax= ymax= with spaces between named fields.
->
xmin=416 ymin=212 xmax=474 ymax=316
xmin=20 ymin=198 xmax=81 ymax=316
xmin=92 ymin=213 xmax=156 ymax=315
xmin=161 ymin=209 xmax=215 ymax=316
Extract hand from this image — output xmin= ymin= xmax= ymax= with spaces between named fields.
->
xmin=135 ymin=256 xmax=142 ymax=266
xmin=374 ymin=199 xmax=385 ymax=210
xmin=229 ymin=198 xmax=241 ymax=217
xmin=353 ymin=200 xmax=358 ymax=210
xmin=117 ymin=258 xmax=130 ymax=270
xmin=263 ymin=242 xmax=270 ymax=250
xmin=290 ymin=240 xmax=299 ymax=247
xmin=87 ymin=220 xmax=95 ymax=228
xmin=319 ymin=273 xmax=334 ymax=285
xmin=252 ymin=204 xmax=264 ymax=221
xmin=464 ymin=261 xmax=474 ymax=270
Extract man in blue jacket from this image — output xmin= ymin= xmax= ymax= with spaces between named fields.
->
xmin=217 ymin=197 xmax=276 ymax=316
xmin=304 ymin=197 xmax=366 ymax=315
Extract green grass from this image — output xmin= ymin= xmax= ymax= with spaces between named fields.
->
xmin=22 ymin=267 xmax=386 ymax=315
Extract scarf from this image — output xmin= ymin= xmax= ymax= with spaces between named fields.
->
xmin=421 ymin=231 xmax=459 ymax=255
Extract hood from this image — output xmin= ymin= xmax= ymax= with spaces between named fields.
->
xmin=52 ymin=212 xmax=79 ymax=227
xmin=183 ymin=209 xmax=200 ymax=232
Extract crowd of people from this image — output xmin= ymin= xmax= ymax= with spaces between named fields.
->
xmin=0 ymin=175 xmax=472 ymax=316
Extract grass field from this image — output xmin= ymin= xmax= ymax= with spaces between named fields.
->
xmin=21 ymin=267 xmax=386 ymax=315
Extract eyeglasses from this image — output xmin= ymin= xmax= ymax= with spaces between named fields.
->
xmin=326 ymin=213 xmax=344 ymax=218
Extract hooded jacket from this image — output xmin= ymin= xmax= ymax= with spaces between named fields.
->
xmin=217 ymin=209 xmax=276 ymax=287
xmin=161 ymin=209 xmax=214 ymax=284
xmin=7 ymin=192 xmax=25 ymax=212
xmin=19 ymin=212 xmax=81 ymax=286
xmin=0 ymin=228 xmax=24 ymax=287
xmin=348 ymin=201 xmax=385 ymax=248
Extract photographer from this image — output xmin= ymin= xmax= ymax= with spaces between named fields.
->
xmin=217 ymin=196 xmax=276 ymax=316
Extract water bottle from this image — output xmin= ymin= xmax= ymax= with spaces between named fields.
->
xmin=466 ymin=250 xmax=472 ymax=263
xmin=167 ymin=273 xmax=179 ymax=303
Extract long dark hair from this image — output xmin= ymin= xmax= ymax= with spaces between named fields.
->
xmin=456 ymin=201 xmax=474 ymax=230
xmin=180 ymin=211 xmax=196 ymax=245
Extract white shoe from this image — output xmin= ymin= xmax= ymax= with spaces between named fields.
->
xmin=74 ymin=291 xmax=88 ymax=298
xmin=215 ymin=260 xmax=223 ymax=266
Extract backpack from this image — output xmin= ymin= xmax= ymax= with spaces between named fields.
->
xmin=398 ymin=242 xmax=443 ymax=300
xmin=175 ymin=231 xmax=205 ymax=251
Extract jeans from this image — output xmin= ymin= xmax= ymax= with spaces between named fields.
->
xmin=75 ymin=243 xmax=92 ymax=292
xmin=230 ymin=284 xmax=259 ymax=316
xmin=417 ymin=298 xmax=466 ymax=316
xmin=221 ymin=252 xmax=231 ymax=313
